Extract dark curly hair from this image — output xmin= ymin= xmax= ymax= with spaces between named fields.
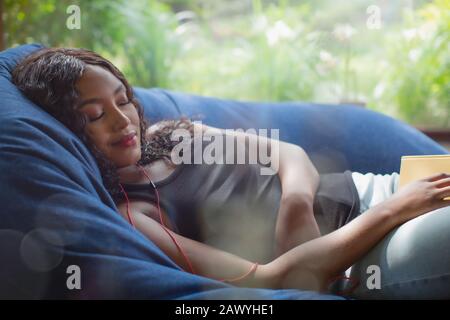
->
xmin=12 ymin=47 xmax=194 ymax=203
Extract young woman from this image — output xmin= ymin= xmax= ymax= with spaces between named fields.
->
xmin=12 ymin=48 xmax=450 ymax=294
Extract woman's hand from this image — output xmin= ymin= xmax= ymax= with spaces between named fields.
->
xmin=384 ymin=173 xmax=450 ymax=224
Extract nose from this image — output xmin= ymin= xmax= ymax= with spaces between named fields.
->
xmin=110 ymin=104 xmax=131 ymax=131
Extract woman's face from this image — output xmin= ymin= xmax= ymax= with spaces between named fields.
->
xmin=75 ymin=65 xmax=141 ymax=168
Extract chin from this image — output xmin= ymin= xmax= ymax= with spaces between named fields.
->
xmin=114 ymin=151 xmax=142 ymax=168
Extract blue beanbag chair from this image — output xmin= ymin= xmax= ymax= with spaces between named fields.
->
xmin=0 ymin=44 xmax=447 ymax=299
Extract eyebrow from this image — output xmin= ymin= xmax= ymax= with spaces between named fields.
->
xmin=77 ymin=84 xmax=125 ymax=109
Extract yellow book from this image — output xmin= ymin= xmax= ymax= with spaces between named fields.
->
xmin=399 ymin=154 xmax=450 ymax=200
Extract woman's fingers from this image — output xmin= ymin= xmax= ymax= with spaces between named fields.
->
xmin=433 ymin=177 xmax=450 ymax=189
xmin=425 ymin=172 xmax=450 ymax=182
xmin=436 ymin=185 xmax=450 ymax=201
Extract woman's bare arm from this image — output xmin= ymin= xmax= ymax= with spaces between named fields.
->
xmin=117 ymin=202 xmax=271 ymax=288
xmin=267 ymin=173 xmax=450 ymax=291
xmin=150 ymin=121 xmax=321 ymax=251
xmin=196 ymin=123 xmax=322 ymax=254
xmin=118 ymin=173 xmax=450 ymax=292
xmin=266 ymin=201 xmax=398 ymax=291
xmin=124 ymin=202 xmax=394 ymax=291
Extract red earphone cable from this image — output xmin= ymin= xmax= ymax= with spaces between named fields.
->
xmin=119 ymin=163 xmax=259 ymax=283
xmin=217 ymin=262 xmax=259 ymax=283
xmin=118 ymin=183 xmax=135 ymax=227
xmin=133 ymin=164 xmax=196 ymax=275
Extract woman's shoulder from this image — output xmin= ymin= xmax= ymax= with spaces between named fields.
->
xmin=116 ymin=199 xmax=175 ymax=230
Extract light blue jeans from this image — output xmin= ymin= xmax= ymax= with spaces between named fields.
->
xmin=341 ymin=172 xmax=450 ymax=299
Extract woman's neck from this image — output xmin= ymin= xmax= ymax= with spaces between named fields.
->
xmin=117 ymin=164 xmax=143 ymax=184
xmin=116 ymin=159 xmax=175 ymax=184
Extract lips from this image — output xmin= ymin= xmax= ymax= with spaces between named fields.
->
xmin=113 ymin=131 xmax=137 ymax=146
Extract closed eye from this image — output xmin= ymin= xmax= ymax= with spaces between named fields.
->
xmin=89 ymin=112 xmax=104 ymax=122
xmin=88 ymin=100 xmax=132 ymax=122
xmin=119 ymin=100 xmax=131 ymax=106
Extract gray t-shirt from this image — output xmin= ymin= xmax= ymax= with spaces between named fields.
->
xmin=121 ymin=137 xmax=360 ymax=263
xmin=121 ymin=136 xmax=282 ymax=263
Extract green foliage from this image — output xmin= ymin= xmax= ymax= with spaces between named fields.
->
xmin=378 ymin=0 xmax=450 ymax=127
xmin=5 ymin=0 xmax=179 ymax=88
xmin=4 ymin=0 xmax=450 ymax=127
xmin=168 ymin=3 xmax=319 ymax=101
xmin=114 ymin=1 xmax=179 ymax=87
xmin=5 ymin=0 xmax=129 ymax=52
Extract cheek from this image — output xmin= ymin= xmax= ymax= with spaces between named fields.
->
xmin=85 ymin=127 xmax=108 ymax=151
xmin=131 ymin=108 xmax=141 ymax=132
xmin=131 ymin=107 xmax=140 ymax=123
